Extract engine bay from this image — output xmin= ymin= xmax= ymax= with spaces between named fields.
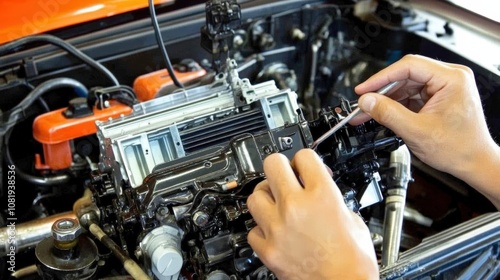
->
xmin=1 ymin=0 xmax=499 ymax=279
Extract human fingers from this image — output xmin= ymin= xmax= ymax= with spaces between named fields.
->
xmin=358 ymin=93 xmax=424 ymax=141
xmin=349 ymin=111 xmax=372 ymax=125
xmin=262 ymin=153 xmax=303 ymax=201
xmin=350 ymin=93 xmax=425 ymax=125
xmin=350 ymin=77 xmax=425 ymax=125
xmin=324 ymin=164 xmax=333 ymax=177
xmin=354 ymin=54 xmax=451 ymax=95
xmin=246 ymin=182 xmax=278 ymax=234
xmin=247 ymin=225 xmax=268 ymax=257
xmin=289 ymin=149 xmax=340 ymax=194
xmin=381 ymin=80 xmax=428 ymax=103
xmin=252 ymin=179 xmax=275 ymax=203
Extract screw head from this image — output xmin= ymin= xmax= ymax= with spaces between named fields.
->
xmin=192 ymin=211 xmax=210 ymax=227
xmin=263 ymin=145 xmax=272 ymax=154
xmin=233 ymin=35 xmax=244 ymax=47
xmin=52 ymin=218 xmax=82 ymax=242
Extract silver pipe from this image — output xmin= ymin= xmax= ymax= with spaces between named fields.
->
xmin=89 ymin=223 xmax=152 ymax=280
xmin=381 ymin=145 xmax=412 ymax=266
xmin=10 ymin=264 xmax=37 ymax=279
xmin=404 ymin=206 xmax=433 ymax=227
xmin=0 ymin=211 xmax=76 ymax=257
xmin=305 ymin=40 xmax=321 ymax=98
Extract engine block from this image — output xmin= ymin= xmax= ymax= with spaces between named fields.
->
xmin=1 ymin=1 xmax=499 ymax=279
xmin=89 ymin=60 xmax=401 ymax=279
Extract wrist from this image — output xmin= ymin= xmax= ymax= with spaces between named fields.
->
xmin=458 ymin=140 xmax=500 ymax=209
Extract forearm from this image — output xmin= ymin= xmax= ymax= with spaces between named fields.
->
xmin=458 ymin=141 xmax=500 ymax=210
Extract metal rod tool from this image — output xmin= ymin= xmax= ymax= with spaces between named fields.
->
xmin=311 ymin=80 xmax=401 ymax=150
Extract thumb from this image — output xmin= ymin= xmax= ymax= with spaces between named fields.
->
xmin=358 ymin=93 xmax=418 ymax=139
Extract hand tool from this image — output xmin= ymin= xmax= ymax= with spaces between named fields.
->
xmin=311 ymin=80 xmax=401 ymax=150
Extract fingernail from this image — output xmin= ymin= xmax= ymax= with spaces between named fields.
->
xmin=359 ymin=95 xmax=376 ymax=112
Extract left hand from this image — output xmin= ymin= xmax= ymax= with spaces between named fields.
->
xmin=246 ymin=149 xmax=378 ymax=279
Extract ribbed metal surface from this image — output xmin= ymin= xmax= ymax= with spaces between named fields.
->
xmin=180 ymin=110 xmax=267 ymax=153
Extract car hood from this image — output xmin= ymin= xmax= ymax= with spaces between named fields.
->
xmin=0 ymin=0 xmax=173 ymax=45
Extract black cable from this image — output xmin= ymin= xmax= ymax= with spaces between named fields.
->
xmin=0 ymin=34 xmax=119 ymax=86
xmin=148 ymin=0 xmax=184 ymax=88
xmin=0 ymin=78 xmax=86 ymax=185
xmin=94 ymin=85 xmax=138 ymax=107
xmin=4 ymin=121 xmax=71 ymax=186
xmin=9 ymin=80 xmax=51 ymax=112
xmin=0 ymin=78 xmax=89 ymax=136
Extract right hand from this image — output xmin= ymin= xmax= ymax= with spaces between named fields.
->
xmin=353 ymin=55 xmax=500 ymax=208
xmin=247 ymin=150 xmax=378 ymax=280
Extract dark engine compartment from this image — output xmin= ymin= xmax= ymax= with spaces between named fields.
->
xmin=0 ymin=0 xmax=499 ymax=279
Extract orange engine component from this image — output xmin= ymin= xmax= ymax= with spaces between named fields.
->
xmin=133 ymin=68 xmax=207 ymax=102
xmin=33 ymin=101 xmax=133 ymax=170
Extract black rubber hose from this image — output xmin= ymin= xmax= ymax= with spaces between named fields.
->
xmin=8 ymin=80 xmax=50 ymax=112
xmin=148 ymin=0 xmax=184 ymax=88
xmin=0 ymin=34 xmax=119 ymax=86
xmin=1 ymin=77 xmax=88 ymax=136
xmin=4 ymin=128 xmax=71 ymax=186
xmin=0 ymin=78 xmax=86 ymax=185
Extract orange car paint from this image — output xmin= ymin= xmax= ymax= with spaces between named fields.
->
xmin=0 ymin=0 xmax=173 ymax=45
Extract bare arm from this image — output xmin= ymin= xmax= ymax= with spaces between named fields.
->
xmin=354 ymin=54 xmax=500 ymax=209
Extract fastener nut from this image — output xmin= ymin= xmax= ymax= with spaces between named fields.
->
xmin=193 ymin=211 xmax=210 ymax=227
xmin=52 ymin=218 xmax=82 ymax=242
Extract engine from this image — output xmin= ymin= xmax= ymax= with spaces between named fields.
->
xmin=1 ymin=0 xmax=499 ymax=279
xmin=84 ymin=59 xmax=400 ymax=279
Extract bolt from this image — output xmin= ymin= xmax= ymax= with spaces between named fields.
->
xmin=158 ymin=207 xmax=168 ymax=216
xmin=263 ymin=145 xmax=272 ymax=154
xmin=135 ymin=248 xmax=143 ymax=259
xmin=258 ymin=33 xmax=275 ymax=49
xmin=192 ymin=211 xmax=210 ymax=227
xmin=52 ymin=218 xmax=82 ymax=243
xmin=279 ymin=137 xmax=294 ymax=150
xmin=233 ymin=35 xmax=244 ymax=47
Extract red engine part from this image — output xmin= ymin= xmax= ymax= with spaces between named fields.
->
xmin=133 ymin=68 xmax=207 ymax=101
xmin=33 ymin=101 xmax=133 ymax=170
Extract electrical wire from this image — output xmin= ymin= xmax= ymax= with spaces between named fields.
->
xmin=5 ymin=79 xmax=51 ymax=112
xmin=4 ymin=118 xmax=71 ymax=186
xmin=0 ymin=78 xmax=86 ymax=185
xmin=94 ymin=85 xmax=138 ymax=107
xmin=148 ymin=0 xmax=184 ymax=88
xmin=0 ymin=77 xmax=88 ymax=136
xmin=0 ymin=34 xmax=119 ymax=86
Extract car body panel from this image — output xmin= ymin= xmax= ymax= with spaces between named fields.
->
xmin=0 ymin=0 xmax=173 ymax=44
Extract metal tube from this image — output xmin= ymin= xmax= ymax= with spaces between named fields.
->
xmin=0 ymin=211 xmax=76 ymax=257
xmin=89 ymin=223 xmax=151 ymax=280
xmin=311 ymin=80 xmax=402 ymax=150
xmin=10 ymin=264 xmax=38 ymax=279
xmin=381 ymin=145 xmax=412 ymax=266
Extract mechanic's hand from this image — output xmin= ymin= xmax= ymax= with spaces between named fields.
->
xmin=354 ymin=54 xmax=500 ymax=208
xmin=247 ymin=149 xmax=378 ymax=280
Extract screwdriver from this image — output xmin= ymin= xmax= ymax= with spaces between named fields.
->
xmin=311 ymin=80 xmax=401 ymax=150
